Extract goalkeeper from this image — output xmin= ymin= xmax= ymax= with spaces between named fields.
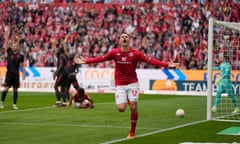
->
xmin=212 ymin=55 xmax=239 ymax=114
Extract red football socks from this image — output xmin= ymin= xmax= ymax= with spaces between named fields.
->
xmin=130 ymin=112 xmax=138 ymax=134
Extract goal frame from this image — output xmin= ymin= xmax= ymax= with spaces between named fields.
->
xmin=207 ymin=18 xmax=240 ymax=120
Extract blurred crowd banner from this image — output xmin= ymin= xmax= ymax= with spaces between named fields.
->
xmin=0 ymin=67 xmax=240 ymax=95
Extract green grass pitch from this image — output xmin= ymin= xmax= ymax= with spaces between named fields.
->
xmin=0 ymin=92 xmax=239 ymax=144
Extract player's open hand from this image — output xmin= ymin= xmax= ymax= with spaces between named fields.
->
xmin=74 ymin=56 xmax=86 ymax=64
xmin=168 ymin=62 xmax=180 ymax=69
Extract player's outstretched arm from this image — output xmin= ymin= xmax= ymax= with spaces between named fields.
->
xmin=168 ymin=62 xmax=180 ymax=69
xmin=3 ymin=25 xmax=10 ymax=49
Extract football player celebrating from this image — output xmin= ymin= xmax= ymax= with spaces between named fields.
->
xmin=74 ymin=33 xmax=178 ymax=139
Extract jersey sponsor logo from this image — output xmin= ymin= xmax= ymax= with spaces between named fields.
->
xmin=117 ymin=61 xmax=131 ymax=64
xmin=121 ymin=56 xmax=127 ymax=61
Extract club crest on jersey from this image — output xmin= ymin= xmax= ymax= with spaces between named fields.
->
xmin=129 ymin=52 xmax=133 ymax=57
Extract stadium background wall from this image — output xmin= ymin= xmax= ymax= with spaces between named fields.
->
xmin=0 ymin=67 xmax=239 ymax=95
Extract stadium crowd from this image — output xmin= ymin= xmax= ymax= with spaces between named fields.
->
xmin=0 ymin=0 xmax=239 ymax=69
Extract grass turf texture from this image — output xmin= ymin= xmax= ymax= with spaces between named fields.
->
xmin=0 ymin=92 xmax=239 ymax=144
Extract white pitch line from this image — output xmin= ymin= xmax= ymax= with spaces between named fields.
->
xmin=0 ymin=122 xmax=157 ymax=130
xmin=101 ymin=120 xmax=208 ymax=144
xmin=0 ymin=102 xmax=114 ymax=114
xmin=0 ymin=106 xmax=53 ymax=114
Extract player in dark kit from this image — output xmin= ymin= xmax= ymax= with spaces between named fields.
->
xmin=0 ymin=26 xmax=25 ymax=110
xmin=65 ymin=53 xmax=80 ymax=100
xmin=52 ymin=38 xmax=80 ymax=107
xmin=53 ymin=47 xmax=69 ymax=107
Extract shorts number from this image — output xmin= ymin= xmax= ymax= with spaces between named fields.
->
xmin=132 ymin=90 xmax=137 ymax=97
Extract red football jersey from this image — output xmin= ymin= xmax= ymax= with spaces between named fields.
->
xmin=73 ymin=93 xmax=89 ymax=103
xmin=86 ymin=47 xmax=168 ymax=86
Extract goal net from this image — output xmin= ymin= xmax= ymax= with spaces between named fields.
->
xmin=207 ymin=18 xmax=240 ymax=121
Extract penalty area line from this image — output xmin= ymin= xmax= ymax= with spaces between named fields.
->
xmin=101 ymin=120 xmax=208 ymax=144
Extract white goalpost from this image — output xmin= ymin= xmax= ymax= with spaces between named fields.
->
xmin=207 ymin=18 xmax=240 ymax=121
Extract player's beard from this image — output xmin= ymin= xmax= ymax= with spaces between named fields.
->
xmin=12 ymin=43 xmax=18 ymax=53
xmin=12 ymin=47 xmax=18 ymax=53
